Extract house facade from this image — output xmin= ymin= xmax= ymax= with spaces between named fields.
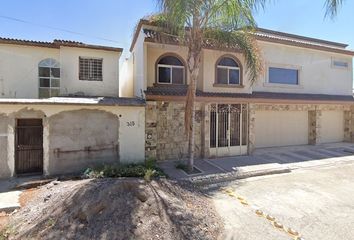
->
xmin=0 ymin=38 xmax=145 ymax=178
xmin=123 ymin=20 xmax=354 ymax=161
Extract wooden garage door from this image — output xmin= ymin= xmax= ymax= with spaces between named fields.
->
xmin=255 ymin=111 xmax=308 ymax=148
xmin=321 ymin=111 xmax=344 ymax=143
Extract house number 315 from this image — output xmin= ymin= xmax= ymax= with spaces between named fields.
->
xmin=127 ymin=121 xmax=135 ymax=127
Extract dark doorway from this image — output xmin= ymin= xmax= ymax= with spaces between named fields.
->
xmin=15 ymin=119 xmax=43 ymax=175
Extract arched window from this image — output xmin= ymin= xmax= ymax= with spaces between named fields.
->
xmin=38 ymin=58 xmax=60 ymax=98
xmin=157 ymin=55 xmax=185 ymax=84
xmin=216 ymin=56 xmax=241 ymax=85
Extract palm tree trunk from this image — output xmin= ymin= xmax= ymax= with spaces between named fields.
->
xmin=187 ymin=66 xmax=198 ymax=172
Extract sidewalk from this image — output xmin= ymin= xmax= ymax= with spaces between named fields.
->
xmin=158 ymin=142 xmax=354 ymax=185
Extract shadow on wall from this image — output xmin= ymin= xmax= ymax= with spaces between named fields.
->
xmin=48 ymin=109 xmax=120 ymax=175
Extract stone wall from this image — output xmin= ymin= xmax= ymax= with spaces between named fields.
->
xmin=145 ymin=101 xmax=203 ymax=161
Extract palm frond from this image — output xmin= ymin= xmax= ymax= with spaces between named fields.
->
xmin=324 ymin=0 xmax=343 ymax=18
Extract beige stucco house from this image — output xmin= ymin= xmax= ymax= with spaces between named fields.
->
xmin=0 ymin=38 xmax=145 ymax=178
xmin=122 ymin=19 xmax=354 ymax=161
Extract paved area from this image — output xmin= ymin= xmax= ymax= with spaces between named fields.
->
xmin=0 ymin=191 xmax=21 ymax=213
xmin=210 ymin=163 xmax=354 ymax=240
xmin=0 ymin=176 xmax=46 ymax=213
xmin=159 ymin=143 xmax=354 ymax=180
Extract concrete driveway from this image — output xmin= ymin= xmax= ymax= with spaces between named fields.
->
xmin=160 ymin=142 xmax=354 ymax=182
xmin=210 ymin=162 xmax=354 ymax=240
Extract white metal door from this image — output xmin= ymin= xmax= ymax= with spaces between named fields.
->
xmin=321 ymin=111 xmax=344 ymax=143
xmin=210 ymin=104 xmax=248 ymax=157
xmin=255 ymin=110 xmax=308 ymax=148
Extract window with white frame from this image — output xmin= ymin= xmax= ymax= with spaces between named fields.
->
xmin=268 ymin=67 xmax=299 ymax=85
xmin=216 ymin=57 xmax=241 ymax=85
xmin=332 ymin=59 xmax=349 ymax=69
xmin=157 ymin=56 xmax=185 ymax=84
xmin=38 ymin=58 xmax=60 ymax=98
xmin=79 ymin=57 xmax=103 ymax=81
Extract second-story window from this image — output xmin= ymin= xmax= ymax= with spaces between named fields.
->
xmin=157 ymin=55 xmax=185 ymax=84
xmin=38 ymin=58 xmax=60 ymax=98
xmin=216 ymin=57 xmax=241 ymax=85
xmin=268 ymin=67 xmax=299 ymax=85
xmin=79 ymin=57 xmax=103 ymax=81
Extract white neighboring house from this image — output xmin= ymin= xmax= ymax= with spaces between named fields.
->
xmin=122 ymin=20 xmax=354 ymax=161
xmin=0 ymin=38 xmax=145 ymax=178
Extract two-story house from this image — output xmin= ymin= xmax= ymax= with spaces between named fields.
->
xmin=124 ymin=19 xmax=354 ymax=161
xmin=0 ymin=38 xmax=145 ymax=178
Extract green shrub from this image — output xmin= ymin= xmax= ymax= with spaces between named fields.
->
xmin=175 ymin=161 xmax=189 ymax=172
xmin=84 ymin=162 xmax=165 ymax=180
xmin=144 ymin=169 xmax=155 ymax=182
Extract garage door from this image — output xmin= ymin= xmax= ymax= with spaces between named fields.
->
xmin=321 ymin=111 xmax=344 ymax=143
xmin=255 ymin=111 xmax=308 ymax=148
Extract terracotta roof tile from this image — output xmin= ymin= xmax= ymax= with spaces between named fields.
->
xmin=0 ymin=37 xmax=123 ymax=52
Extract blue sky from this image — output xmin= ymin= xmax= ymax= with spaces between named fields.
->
xmin=0 ymin=0 xmax=353 ymax=62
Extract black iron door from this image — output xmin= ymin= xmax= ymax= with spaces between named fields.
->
xmin=15 ymin=119 xmax=43 ymax=175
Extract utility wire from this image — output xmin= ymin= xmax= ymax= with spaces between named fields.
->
xmin=0 ymin=15 xmax=123 ymax=44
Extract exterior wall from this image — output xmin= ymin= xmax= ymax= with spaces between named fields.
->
xmin=119 ymin=56 xmax=134 ymax=97
xmin=253 ymin=41 xmax=353 ymax=95
xmin=0 ymin=104 xmax=145 ymax=178
xmin=0 ymin=44 xmax=59 ymax=98
xmin=132 ymin=31 xmax=147 ymax=98
xmin=0 ymin=44 xmax=120 ymax=99
xmin=48 ymin=110 xmax=119 ymax=175
xmin=60 ymin=47 xmax=120 ymax=97
xmin=145 ymin=101 xmax=203 ymax=161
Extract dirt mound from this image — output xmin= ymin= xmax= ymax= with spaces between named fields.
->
xmin=7 ymin=179 xmax=223 ymax=240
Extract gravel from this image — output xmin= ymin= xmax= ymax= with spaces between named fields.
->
xmin=6 ymin=178 xmax=223 ymax=240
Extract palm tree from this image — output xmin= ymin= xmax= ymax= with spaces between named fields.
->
xmin=152 ymin=0 xmax=265 ymax=172
xmin=325 ymin=0 xmax=344 ymax=18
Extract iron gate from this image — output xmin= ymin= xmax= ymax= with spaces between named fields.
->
xmin=15 ymin=119 xmax=43 ymax=175
xmin=210 ymin=104 xmax=248 ymax=156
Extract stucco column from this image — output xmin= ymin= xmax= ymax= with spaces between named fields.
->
xmin=7 ymin=117 xmax=16 ymax=177
xmin=248 ymin=104 xmax=256 ymax=154
xmin=308 ymin=108 xmax=321 ymax=145
xmin=42 ymin=117 xmax=50 ymax=176
xmin=145 ymin=101 xmax=157 ymax=160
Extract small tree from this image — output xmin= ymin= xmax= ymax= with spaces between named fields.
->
xmin=153 ymin=0 xmax=265 ymax=172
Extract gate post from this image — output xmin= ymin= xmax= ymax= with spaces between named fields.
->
xmin=248 ymin=104 xmax=256 ymax=154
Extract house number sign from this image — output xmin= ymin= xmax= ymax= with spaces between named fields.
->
xmin=126 ymin=121 xmax=135 ymax=127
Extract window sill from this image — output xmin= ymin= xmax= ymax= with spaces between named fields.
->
xmin=153 ymin=83 xmax=186 ymax=86
xmin=79 ymin=79 xmax=103 ymax=82
xmin=213 ymin=83 xmax=244 ymax=88
xmin=263 ymin=82 xmax=303 ymax=89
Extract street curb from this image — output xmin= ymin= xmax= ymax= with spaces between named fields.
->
xmin=0 ymin=205 xmax=20 ymax=214
xmin=188 ymin=167 xmax=291 ymax=187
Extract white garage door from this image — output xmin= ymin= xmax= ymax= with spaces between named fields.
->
xmin=321 ymin=111 xmax=344 ymax=143
xmin=255 ymin=111 xmax=308 ymax=148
